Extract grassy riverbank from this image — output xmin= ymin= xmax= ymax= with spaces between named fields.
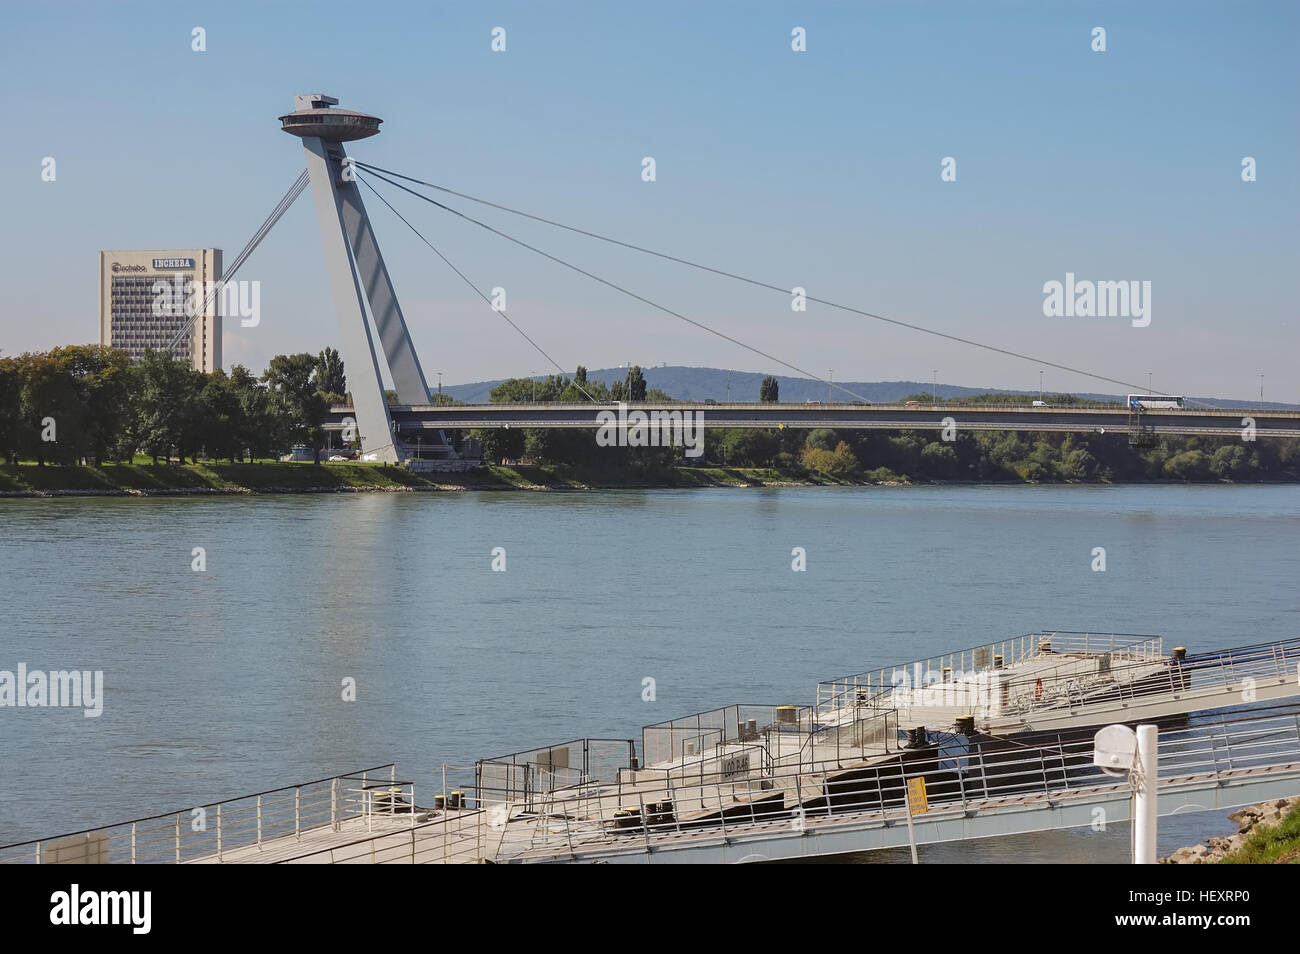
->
xmin=0 ymin=459 xmax=875 ymax=496
xmin=1218 ymin=801 xmax=1300 ymax=864
xmin=1165 ymin=797 xmax=1300 ymax=864
xmin=3 ymin=457 xmax=1294 ymax=498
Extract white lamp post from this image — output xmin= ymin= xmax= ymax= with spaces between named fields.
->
xmin=1094 ymin=723 xmax=1159 ymax=863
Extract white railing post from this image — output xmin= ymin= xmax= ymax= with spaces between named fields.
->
xmin=257 ymin=794 xmax=263 ymax=846
xmin=216 ymin=803 xmax=222 ymax=860
xmin=174 ymin=814 xmax=181 ymax=863
xmin=717 ymin=780 xmax=728 ymax=839
xmin=331 ymin=778 xmax=338 ymax=831
xmin=131 ymin=822 xmax=137 ymax=864
xmin=295 ymin=786 xmax=301 ymax=840
xmin=640 ymin=794 xmax=652 ymax=852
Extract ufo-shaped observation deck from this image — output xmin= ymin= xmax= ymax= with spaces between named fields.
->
xmin=279 ymin=94 xmax=382 ymax=142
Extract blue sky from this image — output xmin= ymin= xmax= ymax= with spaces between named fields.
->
xmin=1 ymin=1 xmax=1296 ymax=400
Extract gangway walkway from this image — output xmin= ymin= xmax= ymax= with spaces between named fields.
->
xmin=4 ymin=636 xmax=1297 ymax=865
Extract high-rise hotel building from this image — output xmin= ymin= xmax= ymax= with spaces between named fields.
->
xmin=98 ymin=249 xmax=222 ymax=372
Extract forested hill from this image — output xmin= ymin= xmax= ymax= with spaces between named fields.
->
xmin=441 ymin=367 xmax=1295 ymax=409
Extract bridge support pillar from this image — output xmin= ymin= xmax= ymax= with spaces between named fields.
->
xmin=284 ymin=94 xmax=445 ymax=464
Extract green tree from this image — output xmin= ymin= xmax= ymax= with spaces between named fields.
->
xmin=195 ymin=370 xmax=243 ymax=462
xmin=721 ymin=429 xmax=780 ymax=467
xmin=135 ymin=350 xmax=203 ymax=464
xmin=19 ymin=350 xmax=83 ymax=465
xmin=0 ymin=356 xmax=21 ymax=464
xmin=473 ymin=426 xmax=525 ymax=464
xmin=760 ymin=376 xmax=779 ymax=403
xmin=1164 ymin=449 xmax=1209 ymax=480
xmin=802 ymin=441 xmax=858 ymax=476
xmin=229 ymin=365 xmax=275 ymax=461
xmin=628 ymin=366 xmax=647 ymax=402
xmin=59 ymin=345 xmax=136 ymax=464
xmin=263 ymin=353 xmax=329 ymax=463
xmin=314 ymin=347 xmax=347 ymax=402
xmin=490 ymin=375 xmax=565 ymax=404
xmin=806 ymin=428 xmax=839 ymax=451
xmin=920 ymin=441 xmax=959 ymax=478
xmin=1209 ymin=444 xmax=1249 ymax=480
xmin=1061 ymin=448 xmax=1098 ymax=481
xmin=1013 ymin=460 xmax=1047 ymax=481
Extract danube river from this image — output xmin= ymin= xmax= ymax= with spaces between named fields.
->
xmin=2 ymin=484 xmax=1297 ymax=861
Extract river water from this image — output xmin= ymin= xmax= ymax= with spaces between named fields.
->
xmin=1 ymin=484 xmax=1297 ymax=860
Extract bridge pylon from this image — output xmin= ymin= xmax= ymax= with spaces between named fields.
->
xmin=280 ymin=94 xmax=445 ymax=464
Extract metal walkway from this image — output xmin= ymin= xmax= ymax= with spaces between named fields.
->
xmin=5 ymin=635 xmax=1297 ymax=865
xmin=497 ymin=704 xmax=1300 ymax=863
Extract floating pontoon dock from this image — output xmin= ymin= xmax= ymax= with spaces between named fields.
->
xmin=4 ymin=632 xmax=1298 ymax=864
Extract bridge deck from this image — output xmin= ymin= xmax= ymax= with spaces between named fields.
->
xmin=324 ymin=402 xmax=1300 ymax=439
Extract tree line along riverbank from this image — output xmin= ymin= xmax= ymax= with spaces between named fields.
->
xmin=2 ymin=347 xmax=1297 ymax=486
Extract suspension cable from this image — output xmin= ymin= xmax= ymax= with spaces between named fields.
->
xmin=353 ymin=160 xmax=1193 ymax=404
xmin=360 ymin=166 xmax=873 ymax=403
xmin=166 ymin=170 xmax=309 ymax=354
xmin=357 ymin=174 xmax=599 ymax=404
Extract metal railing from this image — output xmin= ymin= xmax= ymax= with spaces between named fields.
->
xmin=819 ymin=635 xmax=1300 ymax=728
xmin=475 ymin=738 xmax=636 ymax=811
xmin=817 ymin=631 xmax=1165 ymax=716
xmin=502 ymin=703 xmax=1300 ymax=862
xmin=151 ymin=704 xmax=1300 ymax=864
xmin=0 ymin=764 xmax=396 ymax=864
xmin=253 ymin=762 xmax=513 ymax=865
xmin=983 ymin=636 xmax=1300 ymax=724
xmin=642 ymin=702 xmax=898 ymax=781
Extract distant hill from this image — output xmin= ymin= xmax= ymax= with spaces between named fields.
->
xmin=438 ymin=366 xmax=1297 ymax=410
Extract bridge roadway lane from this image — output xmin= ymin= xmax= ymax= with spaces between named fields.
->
xmin=322 ymin=403 xmax=1300 ymax=438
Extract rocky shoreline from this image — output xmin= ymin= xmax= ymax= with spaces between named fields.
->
xmin=1161 ymin=796 xmax=1299 ymax=863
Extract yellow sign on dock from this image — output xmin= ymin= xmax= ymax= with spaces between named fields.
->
xmin=906 ymin=777 xmax=928 ymax=815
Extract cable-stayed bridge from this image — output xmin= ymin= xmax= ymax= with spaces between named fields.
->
xmin=171 ymin=93 xmax=1295 ymax=463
